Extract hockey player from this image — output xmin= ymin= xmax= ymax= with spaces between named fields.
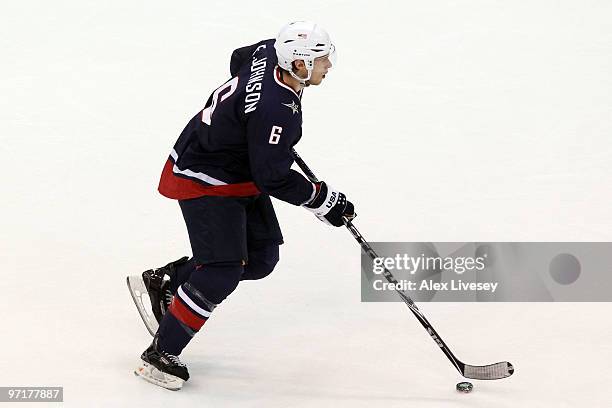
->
xmin=127 ymin=21 xmax=355 ymax=390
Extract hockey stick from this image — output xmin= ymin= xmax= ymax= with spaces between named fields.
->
xmin=291 ymin=148 xmax=514 ymax=380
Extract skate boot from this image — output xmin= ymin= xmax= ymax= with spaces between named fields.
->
xmin=127 ymin=257 xmax=189 ymax=335
xmin=135 ymin=335 xmax=189 ymax=391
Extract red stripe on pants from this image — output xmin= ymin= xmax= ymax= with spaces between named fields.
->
xmin=168 ymin=296 xmax=207 ymax=330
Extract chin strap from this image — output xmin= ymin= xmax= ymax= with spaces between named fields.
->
xmin=281 ymin=63 xmax=312 ymax=86
xmin=289 ymin=68 xmax=312 ymax=84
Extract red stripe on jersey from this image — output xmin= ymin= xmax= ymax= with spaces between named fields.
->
xmin=274 ymin=66 xmax=300 ymax=99
xmin=168 ymin=296 xmax=207 ymax=330
xmin=158 ymin=159 xmax=260 ymax=200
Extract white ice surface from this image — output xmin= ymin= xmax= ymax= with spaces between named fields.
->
xmin=1 ymin=1 xmax=611 ymax=407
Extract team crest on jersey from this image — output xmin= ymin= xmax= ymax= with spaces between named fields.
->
xmin=282 ymin=101 xmax=300 ymax=114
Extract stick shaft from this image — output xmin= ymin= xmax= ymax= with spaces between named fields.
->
xmin=290 ymin=148 xmax=464 ymax=374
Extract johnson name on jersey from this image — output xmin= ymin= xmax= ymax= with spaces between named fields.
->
xmin=158 ymin=39 xmax=316 ymax=206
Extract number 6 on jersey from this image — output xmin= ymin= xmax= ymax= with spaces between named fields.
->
xmin=269 ymin=126 xmax=282 ymax=144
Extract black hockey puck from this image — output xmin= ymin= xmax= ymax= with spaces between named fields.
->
xmin=456 ymin=382 xmax=473 ymax=393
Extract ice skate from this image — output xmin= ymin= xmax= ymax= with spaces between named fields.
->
xmin=134 ymin=336 xmax=189 ymax=391
xmin=126 ymin=257 xmax=189 ymax=335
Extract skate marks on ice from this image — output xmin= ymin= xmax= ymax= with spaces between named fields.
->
xmin=180 ymin=358 xmax=460 ymax=406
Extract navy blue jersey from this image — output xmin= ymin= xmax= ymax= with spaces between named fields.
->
xmin=158 ymin=39 xmax=316 ymax=206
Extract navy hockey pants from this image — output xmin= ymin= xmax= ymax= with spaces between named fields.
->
xmin=157 ymin=194 xmax=283 ymax=355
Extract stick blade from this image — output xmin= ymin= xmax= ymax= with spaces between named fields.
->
xmin=462 ymin=361 xmax=514 ymax=380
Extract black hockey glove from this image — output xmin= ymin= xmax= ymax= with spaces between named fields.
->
xmin=303 ymin=181 xmax=356 ymax=227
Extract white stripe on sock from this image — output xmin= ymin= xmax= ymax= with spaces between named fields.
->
xmin=177 ymin=286 xmax=212 ymax=318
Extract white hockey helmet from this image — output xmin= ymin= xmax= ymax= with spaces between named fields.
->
xmin=274 ymin=21 xmax=336 ymax=83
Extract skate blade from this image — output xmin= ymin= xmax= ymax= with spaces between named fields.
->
xmin=134 ymin=361 xmax=184 ymax=391
xmin=126 ymin=275 xmax=158 ymax=336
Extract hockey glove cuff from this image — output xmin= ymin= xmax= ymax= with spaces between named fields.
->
xmin=302 ymin=181 xmax=355 ymax=227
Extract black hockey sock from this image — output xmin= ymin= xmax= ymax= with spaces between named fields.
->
xmin=169 ymin=258 xmax=196 ymax=294
xmin=157 ymin=311 xmax=194 ymax=356
xmin=240 ymin=243 xmax=279 ymax=281
xmin=157 ymin=263 xmax=243 ymax=355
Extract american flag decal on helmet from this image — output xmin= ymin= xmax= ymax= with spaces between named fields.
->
xmin=297 ymin=33 xmax=308 ymax=39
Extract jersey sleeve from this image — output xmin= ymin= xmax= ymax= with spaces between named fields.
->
xmin=246 ymin=107 xmax=315 ymax=206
